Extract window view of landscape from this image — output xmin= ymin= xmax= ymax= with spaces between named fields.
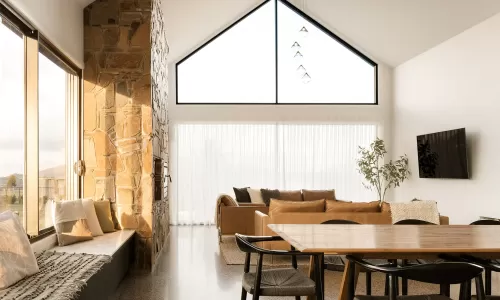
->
xmin=0 ymin=18 xmax=24 ymax=221
xmin=0 ymin=17 xmax=67 ymax=230
xmin=39 ymin=51 xmax=67 ymax=230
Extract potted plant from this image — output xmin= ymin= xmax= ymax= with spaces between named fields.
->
xmin=356 ymin=138 xmax=410 ymax=204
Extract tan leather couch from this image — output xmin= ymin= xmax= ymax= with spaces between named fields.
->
xmin=218 ymin=203 xmax=268 ymax=240
xmin=255 ymin=211 xmax=450 ymax=250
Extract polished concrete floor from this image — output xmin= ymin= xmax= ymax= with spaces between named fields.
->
xmin=110 ymin=226 xmax=496 ymax=300
xmin=110 ymin=226 xmax=244 ymax=300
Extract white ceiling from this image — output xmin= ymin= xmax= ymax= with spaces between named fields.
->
xmin=306 ymin=0 xmax=500 ymax=66
xmin=163 ymin=0 xmax=500 ymax=67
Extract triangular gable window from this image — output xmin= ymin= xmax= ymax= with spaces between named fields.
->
xmin=176 ymin=0 xmax=377 ymax=104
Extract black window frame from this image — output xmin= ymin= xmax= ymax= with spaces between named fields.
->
xmin=175 ymin=0 xmax=378 ymax=105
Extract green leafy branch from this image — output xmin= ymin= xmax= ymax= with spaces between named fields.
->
xmin=356 ymin=138 xmax=410 ymax=202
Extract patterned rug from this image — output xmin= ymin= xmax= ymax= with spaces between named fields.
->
xmin=220 ymin=236 xmax=309 ymax=266
xmin=0 ymin=251 xmax=111 ymax=300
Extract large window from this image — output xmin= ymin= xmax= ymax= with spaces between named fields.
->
xmin=171 ymin=123 xmax=377 ymax=225
xmin=0 ymin=5 xmax=81 ymax=237
xmin=176 ymin=0 xmax=377 ymax=105
xmin=0 ymin=17 xmax=24 ymax=221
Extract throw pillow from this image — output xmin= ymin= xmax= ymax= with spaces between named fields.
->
xmin=278 ymin=190 xmax=303 ymax=201
xmin=247 ymin=188 xmax=265 ymax=205
xmin=0 ymin=211 xmax=39 ymax=289
xmin=390 ymin=200 xmax=440 ymax=225
xmin=260 ymin=188 xmax=280 ymax=206
xmin=219 ymin=194 xmax=238 ymax=207
xmin=325 ymin=200 xmax=380 ymax=213
xmin=81 ymin=198 xmax=104 ymax=236
xmin=269 ymin=199 xmax=325 ymax=218
xmin=233 ymin=187 xmax=251 ymax=203
xmin=94 ymin=200 xmax=116 ymax=233
xmin=302 ymin=189 xmax=336 ymax=201
xmin=53 ymin=199 xmax=93 ymax=246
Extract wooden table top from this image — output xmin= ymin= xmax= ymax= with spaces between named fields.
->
xmin=268 ymin=224 xmax=500 ymax=254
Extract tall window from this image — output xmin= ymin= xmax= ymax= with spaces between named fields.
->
xmin=176 ymin=0 xmax=377 ymax=104
xmin=0 ymin=5 xmax=81 ymax=237
xmin=171 ymin=123 xmax=377 ymax=225
xmin=0 ymin=18 xmax=24 ymax=220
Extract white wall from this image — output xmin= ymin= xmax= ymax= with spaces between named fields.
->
xmin=393 ymin=12 xmax=500 ymax=224
xmin=6 ymin=0 xmax=84 ymax=68
xmin=162 ymin=0 xmax=393 ymax=139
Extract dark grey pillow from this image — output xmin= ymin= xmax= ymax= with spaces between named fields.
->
xmin=233 ymin=187 xmax=251 ymax=203
xmin=260 ymin=189 xmax=280 ymax=206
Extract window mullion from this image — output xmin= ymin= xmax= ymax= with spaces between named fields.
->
xmin=24 ymin=31 xmax=39 ymax=235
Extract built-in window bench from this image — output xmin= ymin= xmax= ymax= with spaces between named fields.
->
xmin=36 ymin=230 xmax=135 ymax=300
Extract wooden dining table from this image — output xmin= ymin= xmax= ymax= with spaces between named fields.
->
xmin=268 ymin=224 xmax=500 ymax=300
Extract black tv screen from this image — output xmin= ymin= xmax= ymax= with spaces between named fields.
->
xmin=416 ymin=128 xmax=469 ymax=179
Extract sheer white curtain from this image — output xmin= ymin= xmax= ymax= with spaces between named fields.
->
xmin=171 ymin=123 xmax=377 ymax=225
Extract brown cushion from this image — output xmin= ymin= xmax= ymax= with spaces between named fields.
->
xmin=269 ymin=199 xmax=325 ymax=218
xmin=94 ymin=200 xmax=116 ymax=233
xmin=220 ymin=195 xmax=238 ymax=207
xmin=278 ymin=190 xmax=303 ymax=201
xmin=302 ymin=189 xmax=335 ymax=201
xmin=52 ymin=199 xmax=93 ymax=246
xmin=381 ymin=202 xmax=391 ymax=212
xmin=260 ymin=189 xmax=280 ymax=206
xmin=325 ymin=200 xmax=381 ymax=213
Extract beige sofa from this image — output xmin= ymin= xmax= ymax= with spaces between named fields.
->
xmin=255 ymin=211 xmax=449 ymax=250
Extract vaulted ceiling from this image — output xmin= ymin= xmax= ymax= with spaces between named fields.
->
xmin=163 ymin=0 xmax=500 ymax=67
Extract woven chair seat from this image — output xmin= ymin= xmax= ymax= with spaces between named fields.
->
xmin=242 ymin=268 xmax=316 ymax=296
xmin=355 ymin=295 xmax=451 ymax=300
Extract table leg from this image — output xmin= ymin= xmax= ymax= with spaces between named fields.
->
xmin=339 ymin=259 xmax=360 ymax=300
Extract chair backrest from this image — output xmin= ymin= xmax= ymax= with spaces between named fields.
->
xmin=394 ymin=219 xmax=435 ymax=225
xmin=235 ymin=234 xmax=260 ymax=254
xmin=394 ymin=262 xmax=484 ymax=285
xmin=470 ymin=219 xmax=500 ymax=225
xmin=321 ymin=219 xmax=360 ymax=225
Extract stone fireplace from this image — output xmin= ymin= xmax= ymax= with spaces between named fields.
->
xmin=82 ymin=0 xmax=169 ymax=269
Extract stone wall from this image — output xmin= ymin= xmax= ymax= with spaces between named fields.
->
xmin=83 ymin=0 xmax=155 ymax=269
xmin=151 ymin=0 xmax=170 ymax=265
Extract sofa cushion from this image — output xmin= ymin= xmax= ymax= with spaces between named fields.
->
xmin=94 ymin=200 xmax=116 ymax=233
xmin=278 ymin=190 xmax=303 ymax=202
xmin=220 ymin=195 xmax=238 ymax=207
xmin=260 ymin=189 xmax=280 ymax=206
xmin=53 ymin=199 xmax=94 ymax=246
xmin=302 ymin=189 xmax=335 ymax=201
xmin=233 ymin=187 xmax=251 ymax=203
xmin=269 ymin=199 xmax=325 ymax=217
xmin=248 ymin=188 xmax=265 ymax=205
xmin=82 ymin=198 xmax=104 ymax=237
xmin=325 ymin=200 xmax=380 ymax=213
xmin=381 ymin=202 xmax=391 ymax=213
xmin=0 ymin=211 xmax=39 ymax=288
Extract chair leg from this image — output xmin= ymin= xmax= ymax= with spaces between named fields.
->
xmin=485 ymin=269 xmax=492 ymax=295
xmin=295 ymin=297 xmax=301 ymax=300
xmin=384 ymin=274 xmax=390 ymax=296
xmin=241 ymin=288 xmax=247 ymax=300
xmin=466 ymin=280 xmax=472 ymax=300
xmin=476 ymin=275 xmax=486 ymax=300
xmin=440 ymin=284 xmax=450 ymax=297
xmin=401 ymin=260 xmax=408 ymax=295
xmin=366 ymin=272 xmax=372 ymax=295
xmin=388 ymin=274 xmax=398 ymax=300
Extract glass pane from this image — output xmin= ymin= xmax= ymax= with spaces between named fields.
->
xmin=0 ymin=18 xmax=24 ymax=220
xmin=177 ymin=1 xmax=276 ymax=103
xmin=277 ymin=1 xmax=375 ymax=104
xmin=39 ymin=51 xmax=67 ymax=230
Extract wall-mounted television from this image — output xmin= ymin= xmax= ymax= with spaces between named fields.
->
xmin=416 ymin=128 xmax=469 ymax=179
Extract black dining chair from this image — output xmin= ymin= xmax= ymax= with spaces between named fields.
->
xmin=466 ymin=219 xmax=500 ymax=297
xmin=345 ymin=255 xmax=486 ymax=300
xmin=321 ymin=219 xmax=393 ymax=296
xmin=393 ymin=219 xmax=448 ymax=296
xmin=235 ymin=233 xmax=324 ymax=300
